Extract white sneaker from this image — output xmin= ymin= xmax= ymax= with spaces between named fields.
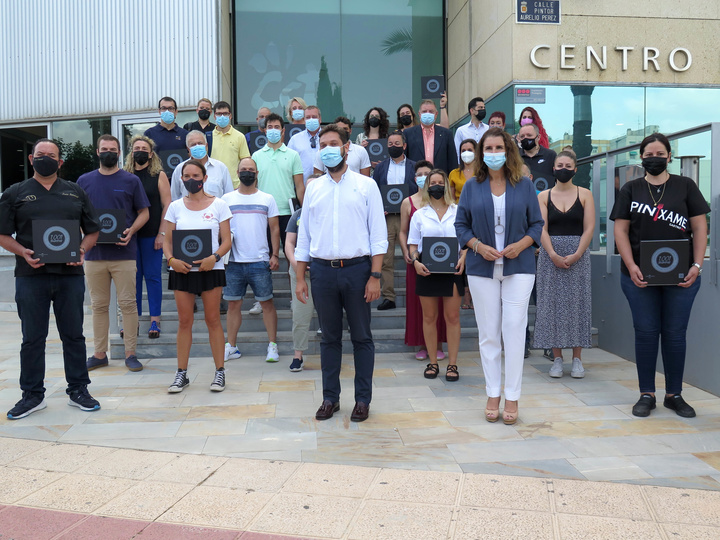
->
xmin=224 ymin=342 xmax=242 ymax=361
xmin=249 ymin=301 xmax=263 ymax=315
xmin=571 ymin=358 xmax=585 ymax=378
xmin=549 ymin=357 xmax=564 ymax=378
xmin=266 ymin=342 xmax=280 ymax=363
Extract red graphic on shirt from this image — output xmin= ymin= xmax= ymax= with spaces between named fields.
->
xmin=203 ymin=212 xmax=214 ymax=221
xmin=653 ymin=203 xmax=664 ymax=221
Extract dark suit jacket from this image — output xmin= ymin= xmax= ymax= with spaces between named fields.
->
xmin=373 ymin=157 xmax=418 ymax=195
xmin=404 ymin=125 xmax=458 ymax=174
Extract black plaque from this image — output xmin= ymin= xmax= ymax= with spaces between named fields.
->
xmin=640 ymin=239 xmax=690 ymax=286
xmin=248 ymin=131 xmax=268 ymax=154
xmin=32 ymin=220 xmax=81 ymax=264
xmin=157 ymin=148 xmax=188 ymax=175
xmin=284 ymin=125 xmax=305 ymax=144
xmin=533 ymin=176 xmax=551 ymax=192
xmin=366 ymin=139 xmax=389 ymax=162
xmin=96 ymin=208 xmax=125 ymax=244
xmin=421 ymin=75 xmax=445 ymax=99
xmin=172 ymin=229 xmax=213 ymax=266
xmin=380 ymin=184 xmax=409 ymax=214
xmin=422 ymin=236 xmax=459 ymax=274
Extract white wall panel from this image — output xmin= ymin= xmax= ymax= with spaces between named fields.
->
xmin=0 ymin=0 xmax=220 ymax=122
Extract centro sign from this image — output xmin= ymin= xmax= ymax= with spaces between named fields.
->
xmin=530 ymin=45 xmax=692 ymax=72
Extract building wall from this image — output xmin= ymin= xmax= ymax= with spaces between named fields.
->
xmin=0 ymin=0 xmax=222 ymax=123
xmin=447 ymin=0 xmax=720 ymax=124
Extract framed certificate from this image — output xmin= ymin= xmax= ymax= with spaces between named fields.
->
xmin=421 ymin=75 xmax=445 ymax=99
xmin=32 ymin=220 xmax=81 ymax=264
xmin=95 ymin=208 xmax=125 ymax=244
xmin=366 ymin=139 xmax=389 ymax=161
xmin=639 ymin=239 xmax=690 ymax=285
xmin=380 ymin=184 xmax=409 ymax=213
xmin=422 ymin=236 xmax=459 ymax=274
xmin=172 ymin=229 xmax=213 ymax=266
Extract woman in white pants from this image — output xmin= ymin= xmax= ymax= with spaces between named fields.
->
xmin=455 ymin=128 xmax=544 ymax=425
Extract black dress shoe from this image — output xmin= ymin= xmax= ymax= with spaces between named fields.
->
xmin=377 ymin=299 xmax=396 ymax=311
xmin=664 ymin=394 xmax=696 ymax=418
xmin=351 ymin=401 xmax=369 ymax=422
xmin=315 ymin=400 xmax=340 ymax=420
xmin=632 ymin=394 xmax=656 ymax=417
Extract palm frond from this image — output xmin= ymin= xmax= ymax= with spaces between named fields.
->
xmin=380 ymin=28 xmax=413 ymax=56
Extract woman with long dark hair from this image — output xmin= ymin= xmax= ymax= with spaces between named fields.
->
xmin=518 ymin=107 xmax=549 ymax=148
xmin=396 ymin=104 xmax=418 ymax=131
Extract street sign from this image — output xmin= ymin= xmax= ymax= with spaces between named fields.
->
xmin=517 ymin=1 xmax=561 ymax=24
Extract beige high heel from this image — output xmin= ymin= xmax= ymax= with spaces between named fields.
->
xmin=503 ymin=400 xmax=519 ymax=425
xmin=485 ymin=397 xmax=500 ymax=423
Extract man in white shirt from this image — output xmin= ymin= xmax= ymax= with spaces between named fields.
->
xmin=287 ymin=105 xmax=322 ymax=182
xmin=313 ymin=116 xmax=371 ymax=177
xmin=295 ymin=124 xmax=388 ymax=423
xmin=222 ymin=158 xmax=281 ymax=363
xmin=453 ymin=97 xmax=489 ymax=156
xmin=170 ymin=131 xmax=234 ymax=200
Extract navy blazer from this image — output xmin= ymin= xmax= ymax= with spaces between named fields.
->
xmin=455 ymin=176 xmax=544 ymax=278
xmin=404 ymin=125 xmax=458 ymax=174
xmin=373 ymin=157 xmax=418 ymax=195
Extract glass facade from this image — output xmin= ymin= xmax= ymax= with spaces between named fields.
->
xmin=52 ymin=118 xmax=111 ymax=182
xmin=233 ymin=0 xmax=444 ymax=127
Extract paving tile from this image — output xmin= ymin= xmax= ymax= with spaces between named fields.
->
xmin=65 ymin=436 xmax=208 ymax=454
xmin=652 ymin=432 xmax=720 ymax=453
xmin=244 ymin=417 xmax=321 ymax=434
xmin=367 ymin=468 xmax=460 ymax=503
xmin=97 ymin=480 xmax=194 ymax=520
xmin=460 ymin=474 xmax=551 ymax=511
xmin=629 ymin=454 xmax=720 ymax=479
xmin=448 ymin=439 xmax=576 ymax=464
xmin=18 ymin=473 xmax=136 ymax=512
xmin=203 ymin=432 xmax=316 ymax=455
xmin=661 ymin=523 xmax=720 ymax=540
xmin=258 ymin=380 xmax=315 ymax=392
xmin=281 ymin=462 xmax=378 ymax=497
xmin=0 ymin=505 xmax=85 ymax=540
xmin=407 ymin=395 xmax=487 ymax=412
xmin=55 ymin=515 xmax=149 ymax=539
xmin=0 ymin=465 xmax=65 ymax=506
xmin=10 ymin=442 xmax=116 ymax=472
xmin=454 ymin=507 xmax=554 ymax=539
xmin=459 ymin=459 xmax=587 ymax=480
xmin=58 ymin=421 xmax=183 ymax=442
xmin=250 ymin=492 xmax=360 ymax=538
xmin=552 ymin=478 xmax=653 ymax=520
xmin=186 ymin=404 xmax=275 ymax=420
xmin=0 ymin=436 xmax=49 ymax=464
xmin=397 ymin=426 xmax=489 ymax=447
xmin=203 ymin=458 xmax=300 ymax=491
xmin=0 ymin=423 xmax=71 ymax=442
xmin=147 ymin=453 xmax=228 ymax=484
xmin=356 ymin=411 xmax=450 ymax=430
xmin=519 ymin=405 xmax=631 ymax=423
xmin=643 ymin=484 xmax=720 ymax=526
xmin=138 ymin=522 xmax=241 ymax=539
xmin=693 ymin=451 xmax=720 ymax=472
xmin=176 ymin=419 xmax=248 ymax=437
xmin=77 ymin=448 xmax=178 ymax=480
xmin=82 ymin=407 xmax=192 ymax=424
xmin=515 ymin=417 xmax=698 ymax=440
xmin=562 ymin=435 xmax=676 ymax=458
xmin=557 ymin=514 xmax=663 ymax=539
xmin=567 ymin=456 xmax=653 ymax=481
xmin=348 ymin=500 xmax=453 ymax=540
xmin=158 ymin=485 xmax=272 ymax=530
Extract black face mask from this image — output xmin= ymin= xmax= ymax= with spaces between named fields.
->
xmin=554 ymin=168 xmax=576 ymax=183
xmin=99 ymin=151 xmax=119 ymax=168
xmin=520 ymin=138 xmax=537 ymax=151
xmin=400 ymin=114 xmax=413 ymax=126
xmin=641 ymin=156 xmax=668 ymax=176
xmin=474 ymin=109 xmax=487 ymax=122
xmin=368 ymin=117 xmax=380 ymax=128
xmin=388 ymin=146 xmax=404 ymax=159
xmin=32 ymin=155 xmax=59 ymax=177
xmin=133 ymin=151 xmax=149 ymax=166
xmin=198 ymin=109 xmax=211 ymax=121
xmin=428 ymin=185 xmax=445 ymax=200
xmin=183 ymin=179 xmax=204 ymax=194
xmin=239 ymin=170 xmax=256 ymax=186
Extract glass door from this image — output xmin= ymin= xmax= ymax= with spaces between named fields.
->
xmin=0 ymin=123 xmax=51 ymax=192
xmin=112 ymin=113 xmax=159 ymax=163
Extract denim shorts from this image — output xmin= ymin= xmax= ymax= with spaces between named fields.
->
xmin=223 ymin=261 xmax=274 ymax=301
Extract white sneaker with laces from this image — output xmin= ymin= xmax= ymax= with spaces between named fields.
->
xmin=266 ymin=342 xmax=280 ymax=363
xmin=571 ymin=358 xmax=585 ymax=378
xmin=549 ymin=357 xmax=564 ymax=378
xmin=224 ymin=342 xmax=242 ymax=361
xmin=249 ymin=301 xmax=263 ymax=315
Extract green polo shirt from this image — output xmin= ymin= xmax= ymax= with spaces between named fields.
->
xmin=252 ymin=144 xmax=303 ymax=215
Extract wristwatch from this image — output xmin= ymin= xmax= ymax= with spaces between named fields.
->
xmin=370 ymin=272 xmax=382 ymax=279
xmin=692 ymin=262 xmax=703 ymax=275
xmin=213 ymin=252 xmax=221 ymax=262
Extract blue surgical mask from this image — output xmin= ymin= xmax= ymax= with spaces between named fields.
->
xmin=292 ymin=109 xmax=305 ymax=121
xmin=160 ymin=110 xmax=175 ymax=124
xmin=483 ymin=152 xmax=506 ymax=171
xmin=266 ymin=128 xmax=282 ymax=144
xmin=415 ymin=175 xmax=427 ymax=189
xmin=305 ymin=118 xmax=320 ymax=132
xmin=320 ymin=146 xmax=344 ymax=168
xmin=216 ymin=115 xmax=230 ymax=128
xmin=190 ymin=144 xmax=207 ymax=159
xmin=420 ymin=112 xmax=435 ymax=126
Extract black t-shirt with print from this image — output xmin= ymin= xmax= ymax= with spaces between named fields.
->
xmin=609 ymin=174 xmax=710 ymax=275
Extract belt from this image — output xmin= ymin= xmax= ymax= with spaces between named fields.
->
xmin=311 ymin=256 xmax=370 ymax=268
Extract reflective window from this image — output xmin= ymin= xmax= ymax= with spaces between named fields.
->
xmin=53 ymin=118 xmax=111 ymax=182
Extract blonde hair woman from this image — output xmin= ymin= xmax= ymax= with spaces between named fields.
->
xmin=286 ymin=96 xmax=308 ymax=124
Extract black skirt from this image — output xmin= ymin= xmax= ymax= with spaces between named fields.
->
xmin=415 ymin=271 xmax=465 ymax=297
xmin=168 ymin=269 xmax=226 ymax=294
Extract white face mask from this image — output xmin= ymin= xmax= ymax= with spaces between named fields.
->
xmin=461 ymin=150 xmax=475 ymax=164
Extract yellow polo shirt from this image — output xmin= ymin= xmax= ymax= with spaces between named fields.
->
xmin=210 ymin=126 xmax=251 ymax=188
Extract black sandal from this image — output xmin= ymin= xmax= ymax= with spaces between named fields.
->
xmin=424 ymin=363 xmax=439 ymax=379
xmin=446 ymin=365 xmax=459 ymax=382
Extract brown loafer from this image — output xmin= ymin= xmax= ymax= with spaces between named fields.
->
xmin=315 ymin=400 xmax=340 ymax=420
xmin=350 ymin=401 xmax=369 ymax=422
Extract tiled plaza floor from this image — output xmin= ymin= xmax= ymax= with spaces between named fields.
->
xmin=0 ymin=307 xmax=719 ymax=538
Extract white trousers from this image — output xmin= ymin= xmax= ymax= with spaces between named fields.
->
xmin=468 ymin=266 xmax=535 ymax=401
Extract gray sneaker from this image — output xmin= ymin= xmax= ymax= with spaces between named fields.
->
xmin=125 ymin=355 xmax=143 ymax=372
xmin=86 ymin=355 xmax=108 ymax=371
xmin=168 ymin=370 xmax=190 ymax=393
xmin=549 ymin=357 xmax=564 ymax=378
xmin=571 ymin=358 xmax=585 ymax=378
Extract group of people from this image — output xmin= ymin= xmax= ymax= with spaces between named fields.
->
xmin=0 ymin=94 xmax=709 ymax=426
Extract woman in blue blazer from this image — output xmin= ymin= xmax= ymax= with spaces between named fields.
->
xmin=455 ymin=128 xmax=543 ymax=425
